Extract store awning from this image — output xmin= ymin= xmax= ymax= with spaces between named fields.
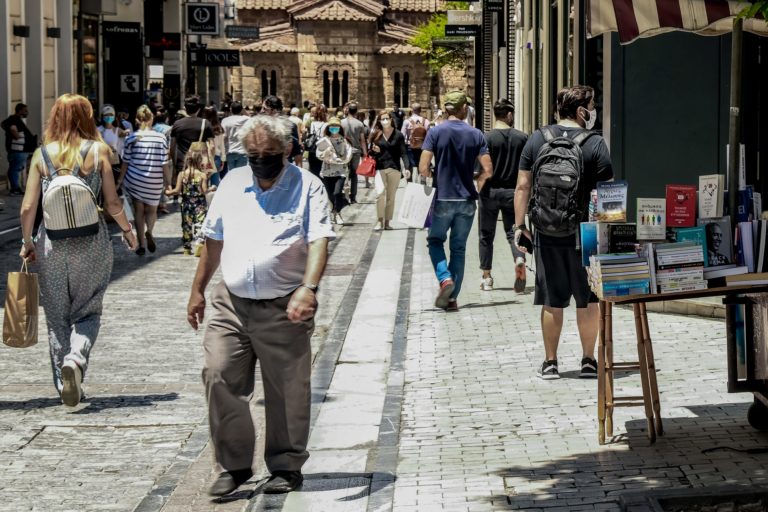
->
xmin=588 ymin=0 xmax=768 ymax=44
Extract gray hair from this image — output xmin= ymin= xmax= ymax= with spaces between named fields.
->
xmin=238 ymin=114 xmax=293 ymax=152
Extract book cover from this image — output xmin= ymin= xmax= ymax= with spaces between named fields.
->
xmin=596 ymin=181 xmax=628 ymax=222
xmin=697 ymin=216 xmax=733 ymax=267
xmin=698 ymin=174 xmax=724 ymax=219
xmin=737 ymin=221 xmax=755 ymax=272
xmin=754 ymin=192 xmax=763 ymax=221
xmin=704 ymin=265 xmax=748 ymax=280
xmin=580 ymin=222 xmax=598 ymax=267
xmin=608 ymin=223 xmax=637 ymax=253
xmin=666 ymin=184 xmax=697 ymax=227
xmin=723 ymin=186 xmax=754 ymax=223
xmin=637 ymin=198 xmax=666 ymax=240
xmin=673 ymin=226 xmax=709 ymax=267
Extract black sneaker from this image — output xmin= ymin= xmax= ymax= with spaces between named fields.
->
xmin=580 ymin=357 xmax=598 ymax=378
xmin=537 ymin=359 xmax=559 ymax=380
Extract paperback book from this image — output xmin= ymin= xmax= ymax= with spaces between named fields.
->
xmin=637 ymin=198 xmax=666 ymax=240
xmin=698 ymin=174 xmax=724 ymax=219
xmin=673 ymin=226 xmax=709 ymax=268
xmin=666 ymin=184 xmax=697 ymax=228
xmin=596 ymin=181 xmax=628 ymax=222
xmin=697 ymin=216 xmax=733 ymax=267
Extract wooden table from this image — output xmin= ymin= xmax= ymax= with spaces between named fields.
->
xmin=597 ymin=285 xmax=768 ymax=445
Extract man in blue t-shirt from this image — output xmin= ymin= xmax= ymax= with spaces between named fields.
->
xmin=419 ymin=91 xmax=492 ymax=311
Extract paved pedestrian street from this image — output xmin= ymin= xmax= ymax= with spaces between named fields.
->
xmin=2 ymin=183 xmax=768 ymax=512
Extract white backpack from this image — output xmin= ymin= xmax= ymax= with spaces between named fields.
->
xmin=40 ymin=141 xmax=101 ymax=240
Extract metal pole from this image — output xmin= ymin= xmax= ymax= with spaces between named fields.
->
xmin=728 ymin=18 xmax=743 ymax=223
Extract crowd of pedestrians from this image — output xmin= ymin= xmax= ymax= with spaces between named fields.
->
xmin=9 ymin=83 xmax=611 ymax=498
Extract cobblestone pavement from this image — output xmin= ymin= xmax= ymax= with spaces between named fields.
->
xmin=3 ymin=180 xmax=768 ymax=512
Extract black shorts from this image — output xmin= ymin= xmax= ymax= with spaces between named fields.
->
xmin=534 ymin=235 xmax=598 ymax=309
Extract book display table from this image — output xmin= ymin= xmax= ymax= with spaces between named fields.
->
xmin=597 ymin=285 xmax=768 ymax=445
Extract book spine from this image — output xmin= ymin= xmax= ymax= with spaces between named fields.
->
xmin=656 ymin=259 xmax=705 ymax=269
xmin=659 ymin=283 xmax=708 ymax=293
xmin=600 ymin=279 xmax=651 ymax=290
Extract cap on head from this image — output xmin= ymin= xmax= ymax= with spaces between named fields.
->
xmin=101 ymin=105 xmax=116 ymax=116
xmin=443 ymin=91 xmax=468 ymax=110
xmin=327 ymin=117 xmax=342 ymax=127
xmin=290 ymin=107 xmax=300 ymax=116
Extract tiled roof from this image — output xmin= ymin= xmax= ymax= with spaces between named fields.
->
xmin=293 ymin=0 xmax=378 ymax=21
xmin=387 ymin=0 xmax=441 ymax=12
xmin=236 ymin=0 xmax=288 ymax=9
xmin=239 ymin=40 xmax=297 ymax=52
xmin=377 ymin=42 xmax=425 ymax=54
xmin=379 ymin=22 xmax=419 ymax=42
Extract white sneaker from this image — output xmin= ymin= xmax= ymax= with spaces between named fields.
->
xmin=336 ymin=213 xmax=345 ymax=225
xmin=480 ymin=276 xmax=494 ymax=291
xmin=61 ymin=362 xmax=82 ymax=407
xmin=374 ymin=221 xmax=383 ymax=231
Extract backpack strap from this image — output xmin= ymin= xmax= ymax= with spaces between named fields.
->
xmin=571 ymin=130 xmax=595 ymax=146
xmin=540 ymin=127 xmax=556 ymax=142
xmin=72 ymin=140 xmax=95 ymax=175
xmin=198 ymin=119 xmax=206 ymax=142
xmin=39 ymin=146 xmax=60 ymax=178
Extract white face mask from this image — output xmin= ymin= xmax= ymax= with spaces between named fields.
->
xmin=380 ymin=119 xmax=391 ymax=128
xmin=582 ymin=107 xmax=597 ymax=130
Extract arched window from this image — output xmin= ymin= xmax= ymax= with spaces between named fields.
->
xmin=260 ymin=69 xmax=278 ymax=98
xmin=393 ymin=72 xmax=401 ymax=107
xmin=342 ymin=71 xmax=349 ymax=106
xmin=323 ymin=71 xmax=330 ymax=106
xmin=393 ymin=71 xmax=410 ymax=107
xmin=332 ymin=71 xmax=340 ymax=108
xmin=261 ymin=70 xmax=269 ymax=99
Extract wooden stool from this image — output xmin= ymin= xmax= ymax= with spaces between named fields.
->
xmin=598 ymin=301 xmax=663 ymax=444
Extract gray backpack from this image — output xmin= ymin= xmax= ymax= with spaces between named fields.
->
xmin=529 ymin=127 xmax=594 ymax=237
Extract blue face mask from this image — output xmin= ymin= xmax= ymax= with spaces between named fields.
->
xmin=103 ymin=116 xmax=115 ymax=124
xmin=329 ymin=127 xmax=340 ymax=135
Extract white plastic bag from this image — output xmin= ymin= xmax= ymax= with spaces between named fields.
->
xmin=397 ymin=182 xmax=435 ymax=228
xmin=122 ymin=194 xmax=134 ymax=222
xmin=374 ymin=172 xmax=385 ymax=197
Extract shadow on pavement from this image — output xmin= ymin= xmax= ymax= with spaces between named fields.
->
xmin=482 ymin=402 xmax=768 ymax=510
xmin=460 ymin=300 xmax=521 ymax=309
xmin=0 ymin=397 xmax=62 ymax=410
xmin=73 ymin=392 xmax=180 ymax=414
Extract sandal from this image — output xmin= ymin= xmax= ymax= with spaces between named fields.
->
xmin=135 ymin=247 xmax=146 ymax=256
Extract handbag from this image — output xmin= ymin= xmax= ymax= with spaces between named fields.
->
xmin=356 ymin=155 xmax=376 ymax=178
xmin=397 ymin=182 xmax=436 ymax=228
xmin=2 ymin=260 xmax=39 ymax=348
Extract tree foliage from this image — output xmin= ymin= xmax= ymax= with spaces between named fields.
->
xmin=738 ymin=1 xmax=768 ymax=22
xmin=410 ymin=2 xmax=470 ymax=73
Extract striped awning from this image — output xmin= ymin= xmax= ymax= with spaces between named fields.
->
xmin=588 ymin=0 xmax=768 ymax=44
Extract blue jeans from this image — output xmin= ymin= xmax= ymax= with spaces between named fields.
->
xmin=427 ymin=200 xmax=477 ymax=300
xmin=8 ymin=151 xmax=28 ymax=190
xmin=227 ymin=153 xmax=247 ymax=171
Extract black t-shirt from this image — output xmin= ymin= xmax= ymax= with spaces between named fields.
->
xmin=170 ymin=117 xmax=214 ymax=168
xmin=519 ymin=124 xmax=614 ymax=246
xmin=2 ymin=115 xmax=34 ymax=153
xmin=484 ymin=127 xmax=528 ymax=191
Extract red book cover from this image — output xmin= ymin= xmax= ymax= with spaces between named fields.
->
xmin=666 ymin=184 xmax=697 ymax=227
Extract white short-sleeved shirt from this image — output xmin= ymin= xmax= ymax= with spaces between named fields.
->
xmin=201 ymin=164 xmax=336 ymax=299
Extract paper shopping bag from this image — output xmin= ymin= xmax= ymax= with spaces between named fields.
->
xmin=397 ymin=182 xmax=436 ymax=228
xmin=2 ymin=260 xmax=39 ymax=348
xmin=122 ymin=193 xmax=135 ymax=222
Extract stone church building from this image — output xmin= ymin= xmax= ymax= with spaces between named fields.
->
xmin=232 ymin=0 xmax=468 ymax=111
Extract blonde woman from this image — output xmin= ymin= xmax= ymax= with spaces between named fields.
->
xmin=19 ymin=94 xmax=138 ymax=407
xmin=117 ymin=105 xmax=169 ymax=255
xmin=165 ymin=142 xmax=209 ymax=255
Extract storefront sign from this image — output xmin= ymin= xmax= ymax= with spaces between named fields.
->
xmin=120 ymin=75 xmax=140 ymax=93
xmin=445 ymin=25 xmax=481 ymax=37
xmin=186 ymin=3 xmax=219 ymax=35
xmin=484 ymin=0 xmax=504 ymax=12
xmin=225 ymin=25 xmax=260 ymax=39
xmin=198 ymin=49 xmax=240 ymax=67
xmin=447 ymin=10 xmax=482 ymax=25
xmin=103 ymin=21 xmax=141 ymax=35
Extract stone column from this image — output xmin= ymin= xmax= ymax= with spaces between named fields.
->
xmin=56 ymin=0 xmax=74 ymax=95
xmin=25 ymin=0 xmax=44 ymax=135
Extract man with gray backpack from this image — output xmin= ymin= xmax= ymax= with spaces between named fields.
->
xmin=512 ymin=85 xmax=613 ymax=380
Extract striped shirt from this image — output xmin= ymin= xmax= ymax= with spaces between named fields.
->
xmin=122 ymin=130 xmax=169 ymax=206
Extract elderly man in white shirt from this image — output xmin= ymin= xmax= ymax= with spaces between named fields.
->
xmin=187 ymin=115 xmax=335 ymax=497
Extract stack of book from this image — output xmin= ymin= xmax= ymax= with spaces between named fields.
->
xmin=655 ymin=242 xmax=707 ymax=293
xmin=588 ymin=253 xmax=651 ymax=298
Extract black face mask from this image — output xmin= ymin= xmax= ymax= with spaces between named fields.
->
xmin=249 ymin=153 xmax=285 ymax=180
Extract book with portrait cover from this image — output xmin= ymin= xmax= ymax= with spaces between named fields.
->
xmin=596 ymin=180 xmax=628 ymax=222
xmin=636 ymin=198 xmax=666 ymax=240
xmin=698 ymin=174 xmax=724 ymax=219
xmin=697 ymin=216 xmax=733 ymax=267
xmin=666 ymin=184 xmax=697 ymax=228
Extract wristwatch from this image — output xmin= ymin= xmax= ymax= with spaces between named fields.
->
xmin=301 ymin=283 xmax=319 ymax=293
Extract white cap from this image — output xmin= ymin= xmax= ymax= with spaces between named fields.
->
xmin=290 ymin=107 xmax=300 ymax=116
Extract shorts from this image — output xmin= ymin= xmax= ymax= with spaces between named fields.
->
xmin=534 ymin=237 xmax=598 ymax=309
